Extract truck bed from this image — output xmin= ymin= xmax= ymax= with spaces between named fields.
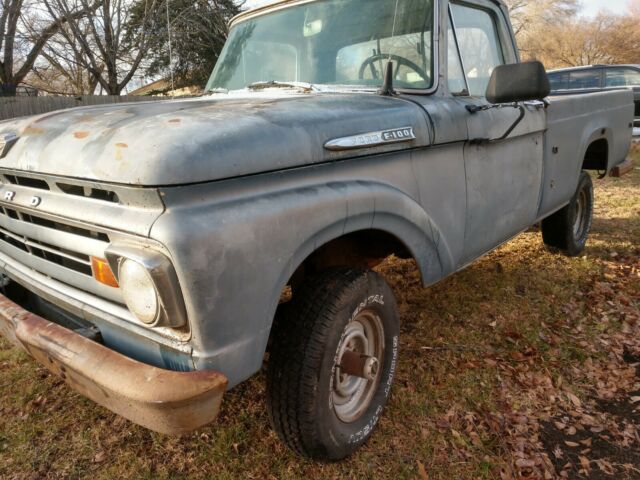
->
xmin=551 ymin=86 xmax=640 ymax=136
xmin=538 ymin=89 xmax=634 ymax=216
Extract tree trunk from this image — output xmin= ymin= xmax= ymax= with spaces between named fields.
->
xmin=1 ymin=81 xmax=16 ymax=96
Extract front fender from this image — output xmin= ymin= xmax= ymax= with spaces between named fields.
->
xmin=152 ymin=177 xmax=453 ymax=387
xmin=279 ymin=180 xmax=453 ymax=290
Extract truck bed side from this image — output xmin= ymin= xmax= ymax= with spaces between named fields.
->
xmin=538 ymin=89 xmax=634 ymax=218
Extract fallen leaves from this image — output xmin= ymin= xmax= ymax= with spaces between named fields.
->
xmin=579 ymin=455 xmax=591 ymax=473
xmin=416 ymin=460 xmax=429 ymax=480
xmin=92 ymin=451 xmax=107 ymax=463
xmin=566 ymin=392 xmax=582 ymax=408
xmin=1 ymin=157 xmax=639 ymax=479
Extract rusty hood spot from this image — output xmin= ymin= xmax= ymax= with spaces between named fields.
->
xmin=73 ymin=131 xmax=90 ymax=139
xmin=23 ymin=125 xmax=44 ymax=135
xmin=168 ymin=118 xmax=181 ymax=123
xmin=114 ymin=142 xmax=128 ymax=161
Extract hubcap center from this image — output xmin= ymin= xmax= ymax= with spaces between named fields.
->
xmin=331 ymin=310 xmax=385 ymax=423
xmin=340 ymin=350 xmax=379 ymax=381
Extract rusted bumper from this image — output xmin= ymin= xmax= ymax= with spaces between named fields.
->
xmin=0 ymin=294 xmax=227 ymax=435
xmin=610 ymin=157 xmax=634 ymax=177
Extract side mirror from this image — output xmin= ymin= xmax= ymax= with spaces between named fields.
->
xmin=485 ymin=61 xmax=550 ymax=104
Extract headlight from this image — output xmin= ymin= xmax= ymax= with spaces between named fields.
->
xmin=119 ymin=259 xmax=159 ymax=324
xmin=105 ymin=244 xmax=187 ymax=329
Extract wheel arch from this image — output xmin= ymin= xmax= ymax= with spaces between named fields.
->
xmin=263 ymin=193 xmax=454 ymax=356
xmin=580 ymin=128 xmax=611 ymax=175
xmin=275 ymin=207 xmax=453 ymax=301
xmin=582 ymin=138 xmax=609 ymax=172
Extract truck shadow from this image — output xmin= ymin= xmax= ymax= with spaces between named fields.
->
xmin=540 ymin=349 xmax=640 ymax=479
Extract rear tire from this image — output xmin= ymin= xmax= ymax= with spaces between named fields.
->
xmin=266 ymin=268 xmax=399 ymax=460
xmin=541 ymin=171 xmax=593 ymax=256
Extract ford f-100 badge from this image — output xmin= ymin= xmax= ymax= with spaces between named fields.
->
xmin=324 ymin=127 xmax=416 ymax=151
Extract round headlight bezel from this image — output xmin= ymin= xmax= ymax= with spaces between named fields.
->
xmin=104 ymin=243 xmax=188 ymax=329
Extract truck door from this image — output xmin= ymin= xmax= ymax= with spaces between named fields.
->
xmin=448 ymin=1 xmax=546 ymax=263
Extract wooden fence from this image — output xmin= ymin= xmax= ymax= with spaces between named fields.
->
xmin=0 ymin=95 xmax=168 ymax=122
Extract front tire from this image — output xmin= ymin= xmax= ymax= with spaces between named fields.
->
xmin=267 ymin=268 xmax=399 ymax=460
xmin=542 ymin=171 xmax=594 ymax=256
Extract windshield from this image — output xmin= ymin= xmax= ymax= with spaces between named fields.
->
xmin=206 ymin=0 xmax=435 ymax=92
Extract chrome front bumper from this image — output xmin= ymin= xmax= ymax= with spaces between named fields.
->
xmin=0 ymin=294 xmax=227 ymax=435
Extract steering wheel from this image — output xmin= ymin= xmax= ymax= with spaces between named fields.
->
xmin=358 ymin=53 xmax=429 ymax=83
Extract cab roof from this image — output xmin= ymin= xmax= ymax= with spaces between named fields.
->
xmin=232 ymin=0 xmax=509 ymax=26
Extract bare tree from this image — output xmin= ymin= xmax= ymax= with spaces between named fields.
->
xmin=131 ymin=0 xmax=240 ymax=89
xmin=517 ymin=9 xmax=640 ymax=69
xmin=597 ymin=8 xmax=640 ymax=65
xmin=0 ymin=0 xmax=96 ymax=95
xmin=505 ymin=0 xmax=640 ymax=69
xmin=44 ymin=0 xmax=160 ymax=95
xmin=25 ymin=23 xmax=103 ymax=95
xmin=506 ymin=0 xmax=579 ymax=37
xmin=504 ymin=0 xmax=579 ymax=59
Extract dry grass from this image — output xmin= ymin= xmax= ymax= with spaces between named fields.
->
xmin=1 ymin=146 xmax=639 ymax=479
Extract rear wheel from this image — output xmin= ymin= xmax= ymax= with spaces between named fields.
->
xmin=266 ymin=268 xmax=399 ymax=460
xmin=542 ymin=171 xmax=594 ymax=256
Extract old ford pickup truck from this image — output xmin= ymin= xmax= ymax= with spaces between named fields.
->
xmin=0 ymin=0 xmax=634 ymax=460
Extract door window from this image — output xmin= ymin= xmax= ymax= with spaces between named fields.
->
xmin=568 ymin=70 xmax=601 ymax=89
xmin=605 ymin=68 xmax=640 ymax=87
xmin=450 ymin=3 xmax=505 ymax=96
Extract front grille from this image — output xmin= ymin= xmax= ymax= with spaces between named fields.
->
xmin=0 ymin=173 xmax=120 ymax=204
xmin=56 ymin=182 xmax=119 ymax=203
xmin=0 ymin=224 xmax=92 ymax=275
xmin=13 ymin=208 xmax=109 ymax=242
xmin=0 ymin=172 xmax=163 ymax=306
xmin=635 ymin=101 xmax=640 ymax=117
xmin=4 ymin=175 xmax=50 ymax=190
xmin=0 ymin=206 xmax=109 ymax=277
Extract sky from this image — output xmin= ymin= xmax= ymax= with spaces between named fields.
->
xmin=243 ymin=0 xmax=633 ymax=16
xmin=243 ymin=0 xmax=274 ymax=8
xmin=582 ymin=0 xmax=631 ymax=16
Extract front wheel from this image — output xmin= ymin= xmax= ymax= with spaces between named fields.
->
xmin=266 ymin=268 xmax=399 ymax=460
xmin=541 ymin=171 xmax=594 ymax=256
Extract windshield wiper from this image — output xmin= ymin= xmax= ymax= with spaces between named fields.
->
xmin=247 ymin=81 xmax=317 ymax=92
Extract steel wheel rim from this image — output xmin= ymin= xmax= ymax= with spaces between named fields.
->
xmin=573 ymin=188 xmax=588 ymax=238
xmin=332 ymin=310 xmax=384 ymax=423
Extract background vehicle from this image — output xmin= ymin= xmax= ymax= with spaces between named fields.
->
xmin=0 ymin=0 xmax=634 ymax=460
xmin=548 ymin=64 xmax=640 ymax=136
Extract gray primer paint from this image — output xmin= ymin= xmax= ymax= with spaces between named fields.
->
xmin=0 ymin=0 xmax=634 ymax=387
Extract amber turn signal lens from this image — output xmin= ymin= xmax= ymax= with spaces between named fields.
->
xmin=91 ymin=257 xmax=119 ymax=288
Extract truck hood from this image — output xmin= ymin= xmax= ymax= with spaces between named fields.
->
xmin=0 ymin=91 xmax=431 ymax=186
